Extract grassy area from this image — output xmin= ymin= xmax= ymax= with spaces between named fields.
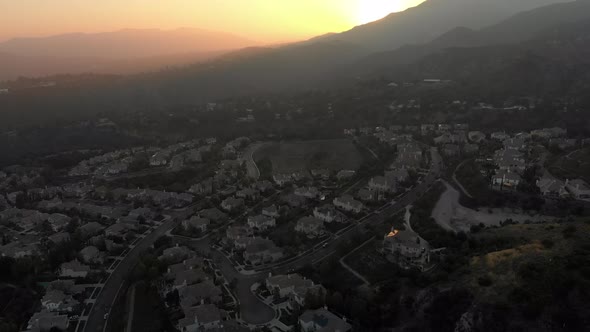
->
xmin=547 ymin=147 xmax=590 ymax=182
xmin=254 ymin=139 xmax=364 ymax=174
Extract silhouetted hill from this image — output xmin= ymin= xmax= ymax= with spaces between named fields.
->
xmin=356 ymin=0 xmax=590 ymax=73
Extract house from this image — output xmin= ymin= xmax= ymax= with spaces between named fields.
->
xmin=295 ymin=217 xmax=325 ymax=238
xmin=128 ymin=207 xmax=153 ymax=220
xmin=383 ymin=229 xmax=430 ymax=271
xmin=172 ymin=268 xmax=209 ymax=289
xmin=179 ymin=281 xmax=223 ymax=307
xmin=266 ymin=273 xmax=325 ymax=307
xmin=79 ymin=222 xmax=105 ymax=238
xmin=369 ymin=176 xmax=395 ymax=193
xmin=386 ymin=168 xmax=410 ymax=183
xmin=189 ymin=178 xmax=214 ymax=195
xmin=41 ymin=290 xmax=76 ymax=312
xmin=221 ymin=197 xmax=244 ymax=212
xmin=536 ymin=177 xmax=567 ymax=198
xmin=294 ymin=186 xmax=320 ymax=199
xmin=236 ymin=188 xmax=260 ymax=201
xmin=247 ymin=215 xmax=276 ymax=231
xmin=26 ymin=310 xmax=69 ymax=332
xmin=273 ymin=174 xmax=292 ymax=186
xmin=336 ymin=170 xmax=356 ymax=181
xmin=198 ymin=208 xmax=227 ymax=223
xmin=549 ymin=138 xmax=577 ymax=150
xmin=243 ymin=238 xmax=283 ymax=265
xmin=262 ymin=205 xmax=280 ymax=218
xmin=565 ymin=179 xmax=590 ymax=201
xmin=150 ymin=151 xmax=170 ymax=166
xmin=159 ymin=245 xmax=192 ymax=263
xmin=311 ymin=169 xmax=331 ymax=180
xmin=283 ymin=193 xmax=308 ymax=208
xmin=226 ymin=226 xmax=253 ymax=243
xmin=357 ymin=188 xmax=375 ymax=202
xmin=333 ymin=195 xmax=364 ymax=214
xmin=255 ymin=180 xmax=274 ymax=193
xmin=421 ymin=124 xmax=435 ymax=135
xmin=468 ymin=131 xmax=486 ymax=143
xmin=104 ymin=223 xmax=136 ymax=238
xmin=503 ymin=138 xmax=527 ymax=151
xmin=299 ymin=308 xmax=352 ymax=332
xmin=178 ymin=304 xmax=222 ymax=332
xmin=492 ymin=171 xmax=522 ymax=189
xmin=313 ymin=204 xmax=343 ymax=223
xmin=491 ymin=132 xmax=510 ymax=141
xmin=48 ymin=232 xmax=71 ymax=244
xmin=80 ymin=246 xmax=102 ymax=264
xmin=59 ymin=260 xmax=90 ymax=278
xmin=0 ymin=241 xmax=38 ymax=259
xmin=183 ymin=217 xmax=211 ymax=233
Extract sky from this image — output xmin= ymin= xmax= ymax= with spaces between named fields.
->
xmin=0 ymin=0 xmax=425 ymax=43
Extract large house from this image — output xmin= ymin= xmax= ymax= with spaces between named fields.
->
xmin=247 ymin=215 xmax=276 ymax=232
xmin=536 ymin=177 xmax=568 ymax=198
xmin=369 ymin=176 xmax=395 ymax=193
xmin=383 ymin=229 xmax=430 ymax=271
xmin=566 ymin=179 xmax=590 ymax=201
xmin=262 ymin=205 xmax=280 ymax=218
xmin=313 ymin=204 xmax=343 ymax=223
xmin=295 ymin=217 xmax=325 ymax=238
xmin=243 ymin=238 xmax=283 ymax=266
xmin=333 ymin=195 xmax=364 ymax=214
xmin=492 ymin=171 xmax=522 ymax=190
xmin=59 ymin=260 xmax=90 ymax=278
xmin=183 ymin=216 xmax=211 ymax=233
xmin=179 ymin=281 xmax=223 ymax=307
xmin=294 ymin=186 xmax=320 ymax=199
xmin=178 ymin=304 xmax=222 ymax=332
xmin=41 ymin=290 xmax=77 ymax=312
xmin=299 ymin=308 xmax=352 ymax=332
xmin=26 ymin=310 xmax=69 ymax=332
xmin=221 ymin=197 xmax=245 ymax=212
xmin=266 ymin=273 xmax=325 ymax=307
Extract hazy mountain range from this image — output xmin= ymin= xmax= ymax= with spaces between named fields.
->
xmin=0 ymin=28 xmax=258 ymax=80
xmin=1 ymin=0 xmax=590 ymax=127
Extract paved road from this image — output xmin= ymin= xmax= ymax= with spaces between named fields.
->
xmin=241 ymin=142 xmax=268 ymax=180
xmin=83 ymin=218 xmax=178 ymax=332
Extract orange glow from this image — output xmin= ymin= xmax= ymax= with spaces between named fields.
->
xmin=0 ymin=0 xmax=425 ymax=43
xmin=387 ymin=229 xmax=400 ymax=237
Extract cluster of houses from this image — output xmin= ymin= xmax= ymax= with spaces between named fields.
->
xmin=157 ymin=245 xmax=247 ymax=332
xmin=69 ymin=138 xmax=214 ymax=177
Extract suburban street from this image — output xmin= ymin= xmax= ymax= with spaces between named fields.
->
xmin=83 ymin=217 xmax=179 ymax=332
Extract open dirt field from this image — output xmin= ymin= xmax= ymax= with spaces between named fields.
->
xmin=253 ymin=139 xmax=363 ymax=174
xmin=431 ymin=181 xmax=555 ymax=233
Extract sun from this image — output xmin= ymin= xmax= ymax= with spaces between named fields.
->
xmin=356 ymin=0 xmax=414 ymax=25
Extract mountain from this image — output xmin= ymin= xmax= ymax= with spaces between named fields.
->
xmin=355 ymin=0 xmax=590 ymax=74
xmin=312 ymin=0 xmax=571 ymax=52
xmin=0 ymin=28 xmax=258 ymax=59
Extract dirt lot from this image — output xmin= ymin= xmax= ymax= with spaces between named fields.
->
xmin=254 ymin=139 xmax=363 ymax=174
xmin=432 ymin=182 xmax=555 ymax=233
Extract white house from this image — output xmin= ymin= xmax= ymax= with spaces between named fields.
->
xmin=566 ymin=179 xmax=590 ymax=201
xmin=333 ymin=195 xmax=364 ymax=214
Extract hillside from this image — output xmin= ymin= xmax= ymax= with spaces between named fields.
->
xmin=356 ymin=0 xmax=590 ymax=73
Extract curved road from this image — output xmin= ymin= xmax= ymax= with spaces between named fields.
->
xmin=84 ymin=218 xmax=178 ymax=332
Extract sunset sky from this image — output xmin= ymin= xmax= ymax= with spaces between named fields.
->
xmin=0 ymin=0 xmax=425 ymax=43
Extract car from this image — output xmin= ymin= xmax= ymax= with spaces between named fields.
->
xmin=322 ymin=243 xmax=328 ymax=248
xmin=103 ymin=313 xmax=109 ymax=320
